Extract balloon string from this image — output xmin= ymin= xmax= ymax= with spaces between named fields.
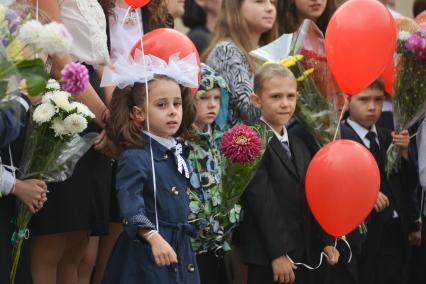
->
xmin=287 ymin=237 xmax=352 ymax=269
xmin=333 ymin=99 xmax=348 ymax=142
xmin=131 ymin=7 xmax=160 ymax=233
xmin=36 ymin=0 xmax=39 ymax=22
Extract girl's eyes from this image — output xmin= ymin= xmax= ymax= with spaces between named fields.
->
xmin=174 ymin=102 xmax=182 ymax=107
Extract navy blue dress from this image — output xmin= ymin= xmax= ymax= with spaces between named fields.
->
xmin=102 ymin=138 xmax=200 ymax=284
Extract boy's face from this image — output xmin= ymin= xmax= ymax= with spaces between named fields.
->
xmin=348 ymin=88 xmax=385 ymax=129
xmin=194 ymin=88 xmax=221 ymax=131
xmin=252 ymin=76 xmax=298 ymax=134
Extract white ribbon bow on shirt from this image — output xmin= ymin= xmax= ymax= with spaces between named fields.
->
xmin=172 ymin=143 xmax=189 ymax=179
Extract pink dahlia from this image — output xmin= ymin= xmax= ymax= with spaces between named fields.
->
xmin=60 ymin=63 xmax=89 ymax=94
xmin=220 ymin=125 xmax=262 ymax=164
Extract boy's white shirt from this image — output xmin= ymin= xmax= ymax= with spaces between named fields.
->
xmin=418 ymin=120 xmax=426 ymax=188
xmin=346 ymin=118 xmax=379 ymax=148
xmin=260 ymin=116 xmax=290 ymax=145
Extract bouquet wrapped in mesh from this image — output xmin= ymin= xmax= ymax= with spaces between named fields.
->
xmin=386 ymin=28 xmax=426 ymax=176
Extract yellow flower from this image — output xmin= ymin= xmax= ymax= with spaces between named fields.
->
xmin=278 ymin=54 xmax=304 ymax=68
xmin=296 ymin=68 xmax=315 ymax=82
xmin=7 ymin=39 xmax=25 ymax=61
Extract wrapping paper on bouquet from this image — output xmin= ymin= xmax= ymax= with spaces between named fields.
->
xmin=386 ymin=28 xmax=426 ymax=176
xmin=251 ymin=20 xmax=340 ymax=146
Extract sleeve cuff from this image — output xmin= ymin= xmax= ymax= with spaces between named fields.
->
xmin=122 ymin=214 xmax=155 ymax=239
xmin=1 ymin=167 xmax=15 ymax=196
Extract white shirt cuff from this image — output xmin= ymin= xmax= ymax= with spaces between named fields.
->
xmin=1 ymin=166 xmax=15 ymax=196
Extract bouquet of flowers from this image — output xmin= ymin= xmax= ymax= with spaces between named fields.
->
xmin=0 ymin=4 xmax=72 ymax=101
xmin=251 ymin=20 xmax=340 ymax=147
xmin=386 ymin=28 xmax=426 ymax=176
xmin=219 ymin=124 xmax=273 ymax=224
xmin=10 ymin=79 xmax=95 ymax=283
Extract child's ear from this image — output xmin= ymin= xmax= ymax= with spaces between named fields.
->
xmin=129 ymin=106 xmax=145 ymax=123
xmin=250 ymin=93 xmax=262 ymax=109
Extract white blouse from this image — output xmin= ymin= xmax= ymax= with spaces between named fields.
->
xmin=58 ymin=0 xmax=109 ymax=66
xmin=109 ymin=6 xmax=142 ymax=62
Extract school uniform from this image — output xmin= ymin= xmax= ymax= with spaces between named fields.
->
xmin=102 ymin=134 xmax=200 ymax=284
xmin=340 ymin=118 xmax=417 ymax=284
xmin=241 ymin=120 xmax=331 ymax=284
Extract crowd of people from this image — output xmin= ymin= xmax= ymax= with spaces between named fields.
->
xmin=1 ymin=0 xmax=426 ymax=284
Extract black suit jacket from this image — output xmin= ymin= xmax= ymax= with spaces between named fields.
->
xmin=241 ymin=123 xmax=329 ymax=266
xmin=340 ymin=122 xmax=417 ymax=251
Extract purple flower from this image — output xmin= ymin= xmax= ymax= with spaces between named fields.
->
xmin=6 ymin=9 xmax=19 ymax=34
xmin=220 ymin=125 xmax=262 ymax=164
xmin=60 ymin=63 xmax=89 ymax=95
xmin=405 ymin=34 xmax=423 ymax=51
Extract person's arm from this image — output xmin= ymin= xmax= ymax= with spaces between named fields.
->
xmin=31 ymin=0 xmax=108 ymax=128
xmin=206 ymin=43 xmax=260 ymax=124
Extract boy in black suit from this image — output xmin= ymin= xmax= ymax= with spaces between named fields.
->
xmin=240 ymin=64 xmax=340 ymax=284
xmin=340 ymin=79 xmax=417 ymax=284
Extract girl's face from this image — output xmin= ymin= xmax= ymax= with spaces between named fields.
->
xmin=145 ymin=79 xmax=183 ymax=138
xmin=294 ymin=0 xmax=327 ymax=22
xmin=194 ymin=88 xmax=221 ymax=131
xmin=167 ymin=0 xmax=186 ymax=18
xmin=241 ymin=0 xmax=276 ymax=35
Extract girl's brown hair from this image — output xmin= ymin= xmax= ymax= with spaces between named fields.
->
xmin=99 ymin=0 xmax=169 ymax=29
xmin=203 ymin=0 xmax=278 ymax=72
xmin=277 ymin=0 xmax=337 ymax=35
xmin=106 ymin=77 xmax=196 ymax=152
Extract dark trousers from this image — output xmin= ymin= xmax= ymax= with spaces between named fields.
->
xmin=248 ymin=264 xmax=310 ymax=284
xmin=360 ymin=218 xmax=408 ymax=284
xmin=408 ymin=216 xmax=426 ymax=284
xmin=196 ymin=251 xmax=228 ymax=284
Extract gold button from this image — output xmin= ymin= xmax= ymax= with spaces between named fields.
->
xmin=162 ymin=154 xmax=168 ymax=160
xmin=172 ymin=267 xmax=178 ymax=273
xmin=187 ymin=264 xmax=195 ymax=272
xmin=187 ymin=187 xmax=191 ymax=195
xmin=122 ymin=219 xmax=128 ymax=225
xmin=171 ymin=187 xmax=179 ymax=195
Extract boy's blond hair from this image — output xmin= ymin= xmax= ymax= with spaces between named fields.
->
xmin=254 ymin=64 xmax=296 ymax=95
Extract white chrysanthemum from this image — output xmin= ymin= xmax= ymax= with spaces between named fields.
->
xmin=46 ymin=79 xmax=60 ymax=91
xmin=51 ymin=91 xmax=72 ymax=111
xmin=41 ymin=91 xmax=55 ymax=104
xmin=50 ymin=118 xmax=69 ymax=137
xmin=18 ymin=20 xmax=43 ymax=46
xmin=70 ymin=102 xmax=95 ymax=119
xmin=33 ymin=103 xmax=56 ymax=124
xmin=39 ymin=22 xmax=72 ymax=56
xmin=398 ymin=31 xmax=411 ymax=41
xmin=64 ymin=113 xmax=87 ymax=134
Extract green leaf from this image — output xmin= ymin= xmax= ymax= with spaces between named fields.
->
xmin=16 ymin=59 xmax=49 ymax=97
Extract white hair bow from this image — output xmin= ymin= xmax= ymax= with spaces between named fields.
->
xmin=100 ymin=49 xmax=199 ymax=89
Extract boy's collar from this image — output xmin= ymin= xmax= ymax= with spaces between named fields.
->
xmin=347 ymin=117 xmax=378 ymax=138
xmin=260 ymin=116 xmax=289 ymax=143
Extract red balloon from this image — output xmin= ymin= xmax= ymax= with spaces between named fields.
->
xmin=130 ymin=28 xmax=200 ymax=66
xmin=306 ymin=140 xmax=380 ymax=237
xmin=124 ymin=0 xmax=150 ymax=8
xmin=325 ymin=0 xmax=396 ymax=96
xmin=130 ymin=28 xmax=200 ymax=94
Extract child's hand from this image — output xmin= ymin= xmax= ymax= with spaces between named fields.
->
xmin=323 ymin=246 xmax=340 ymax=265
xmin=13 ymin=179 xmax=48 ymax=213
xmin=94 ymin=130 xmax=119 ymax=159
xmin=391 ymin=130 xmax=410 ymax=160
xmin=147 ymin=233 xmax=178 ymax=267
xmin=271 ymin=255 xmax=297 ymax=283
xmin=374 ymin=192 xmax=390 ymax=212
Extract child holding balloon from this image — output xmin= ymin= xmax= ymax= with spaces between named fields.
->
xmin=339 ymin=79 xmax=417 ymax=284
xmin=100 ymin=45 xmax=201 ymax=282
xmin=240 ymin=63 xmax=339 ymax=284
